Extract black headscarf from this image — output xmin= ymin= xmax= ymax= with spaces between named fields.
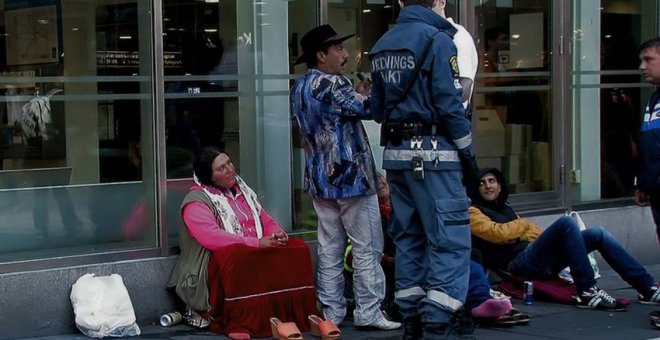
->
xmin=469 ymin=168 xmax=517 ymax=223
xmin=469 ymin=168 xmax=527 ymax=271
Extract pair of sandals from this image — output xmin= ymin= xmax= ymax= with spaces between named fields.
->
xmin=270 ymin=315 xmax=341 ymax=340
xmin=475 ymin=308 xmax=530 ymax=328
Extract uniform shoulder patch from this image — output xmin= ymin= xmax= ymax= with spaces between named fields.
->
xmin=449 ymin=55 xmax=459 ymax=77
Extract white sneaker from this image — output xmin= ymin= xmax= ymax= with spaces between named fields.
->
xmin=355 ymin=316 xmax=402 ymax=330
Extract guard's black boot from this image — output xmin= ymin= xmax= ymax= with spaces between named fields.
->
xmin=402 ymin=315 xmax=422 ymax=340
xmin=450 ymin=309 xmax=476 ymax=339
xmin=422 ymin=322 xmax=451 ymax=340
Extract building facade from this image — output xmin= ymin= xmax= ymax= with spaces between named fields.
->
xmin=0 ymin=0 xmax=658 ymax=337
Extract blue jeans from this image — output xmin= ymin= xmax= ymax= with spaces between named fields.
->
xmin=510 ymin=216 xmax=656 ymax=294
xmin=466 ymin=260 xmax=492 ymax=310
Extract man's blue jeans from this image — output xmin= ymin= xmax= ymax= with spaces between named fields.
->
xmin=510 ymin=216 xmax=656 ymax=294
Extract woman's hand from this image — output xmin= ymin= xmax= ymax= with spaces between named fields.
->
xmin=258 ymin=231 xmax=289 ymax=248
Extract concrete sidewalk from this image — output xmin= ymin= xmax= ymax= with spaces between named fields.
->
xmin=16 ymin=265 xmax=660 ymax=340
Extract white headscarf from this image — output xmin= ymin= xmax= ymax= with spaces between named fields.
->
xmin=193 ymin=173 xmax=263 ymax=238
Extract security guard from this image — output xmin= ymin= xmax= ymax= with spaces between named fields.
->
xmin=369 ymin=1 xmax=478 ymax=339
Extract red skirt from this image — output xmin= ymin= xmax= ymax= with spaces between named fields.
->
xmin=205 ymin=238 xmax=319 ymax=337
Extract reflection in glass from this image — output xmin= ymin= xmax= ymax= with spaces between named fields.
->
xmin=474 ymin=0 xmax=552 ymax=194
xmin=0 ymin=0 xmax=156 ymax=261
xmin=599 ymin=1 xmax=643 ymax=198
xmin=161 ymin=0 xmax=239 ymax=245
xmin=573 ymin=0 xmax=657 ymax=201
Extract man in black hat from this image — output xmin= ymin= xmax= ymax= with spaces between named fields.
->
xmin=290 ymin=25 xmax=401 ymax=331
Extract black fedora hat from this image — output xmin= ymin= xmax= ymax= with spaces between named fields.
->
xmin=295 ymin=24 xmax=355 ymax=65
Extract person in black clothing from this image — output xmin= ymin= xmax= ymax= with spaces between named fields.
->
xmin=633 ymin=36 xmax=660 ymax=329
xmin=470 ymin=168 xmax=660 ymax=311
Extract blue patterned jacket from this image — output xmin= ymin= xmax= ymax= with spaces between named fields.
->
xmin=290 ymin=68 xmax=378 ymax=199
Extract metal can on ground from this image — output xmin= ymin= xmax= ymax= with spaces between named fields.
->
xmin=160 ymin=311 xmax=183 ymax=327
xmin=523 ymin=281 xmax=534 ymax=305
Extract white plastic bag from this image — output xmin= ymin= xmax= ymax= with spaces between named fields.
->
xmin=558 ymin=211 xmax=601 ymax=282
xmin=70 ymin=273 xmax=141 ymax=338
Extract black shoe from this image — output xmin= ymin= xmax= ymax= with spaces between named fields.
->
xmin=575 ymin=287 xmax=627 ymax=312
xmin=382 ymin=303 xmax=403 ymax=322
xmin=450 ymin=309 xmax=476 ymax=339
xmin=651 ymin=310 xmax=660 ymax=329
xmin=402 ymin=316 xmax=422 ymax=340
xmin=638 ymin=283 xmax=660 ymax=305
xmin=422 ymin=322 xmax=451 ymax=340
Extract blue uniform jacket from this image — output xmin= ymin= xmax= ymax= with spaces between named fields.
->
xmin=369 ymin=5 xmax=474 ymax=171
xmin=290 ymin=68 xmax=378 ymax=200
xmin=637 ymin=88 xmax=660 ymax=193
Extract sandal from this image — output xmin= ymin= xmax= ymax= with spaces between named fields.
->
xmin=270 ymin=317 xmax=303 ymax=340
xmin=509 ymin=308 xmax=530 ymax=326
xmin=493 ymin=314 xmax=517 ymax=327
xmin=473 ymin=314 xmax=516 ymax=328
xmin=309 ymin=314 xmax=341 ymax=339
xmin=228 ymin=332 xmax=250 ymax=340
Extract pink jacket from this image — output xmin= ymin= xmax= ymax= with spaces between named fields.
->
xmin=182 ymin=185 xmax=285 ymax=250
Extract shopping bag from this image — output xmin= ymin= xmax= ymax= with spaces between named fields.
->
xmin=70 ymin=273 xmax=141 ymax=338
xmin=557 ymin=211 xmax=601 ymax=282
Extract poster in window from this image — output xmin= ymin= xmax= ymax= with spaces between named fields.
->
xmin=5 ymin=5 xmax=59 ymax=66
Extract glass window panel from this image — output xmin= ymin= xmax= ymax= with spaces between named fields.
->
xmin=289 ymin=0 xmax=319 ymax=232
xmin=474 ymin=0 xmax=553 ymax=194
xmin=162 ymin=0 xmax=238 ymax=244
xmin=165 ymin=0 xmax=298 ymax=241
xmin=573 ymin=0 xmax=658 ymax=202
xmin=0 ymin=0 xmax=156 ymax=262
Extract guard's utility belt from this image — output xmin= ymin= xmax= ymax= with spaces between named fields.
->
xmin=380 ymin=121 xmax=442 ymax=146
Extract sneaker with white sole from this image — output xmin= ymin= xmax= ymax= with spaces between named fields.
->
xmin=355 ymin=316 xmax=402 ymax=331
xmin=639 ymin=284 xmax=660 ymax=305
xmin=650 ymin=310 xmax=660 ymax=329
xmin=575 ymin=287 xmax=627 ymax=311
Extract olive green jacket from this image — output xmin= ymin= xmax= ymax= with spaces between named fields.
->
xmin=167 ymin=190 xmax=213 ymax=312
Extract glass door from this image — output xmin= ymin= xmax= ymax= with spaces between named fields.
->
xmin=473 ymin=0 xmax=562 ymax=209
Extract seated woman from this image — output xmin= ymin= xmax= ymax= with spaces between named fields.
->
xmin=469 ymin=167 xmax=660 ymax=312
xmin=167 ymin=147 xmax=319 ymax=338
